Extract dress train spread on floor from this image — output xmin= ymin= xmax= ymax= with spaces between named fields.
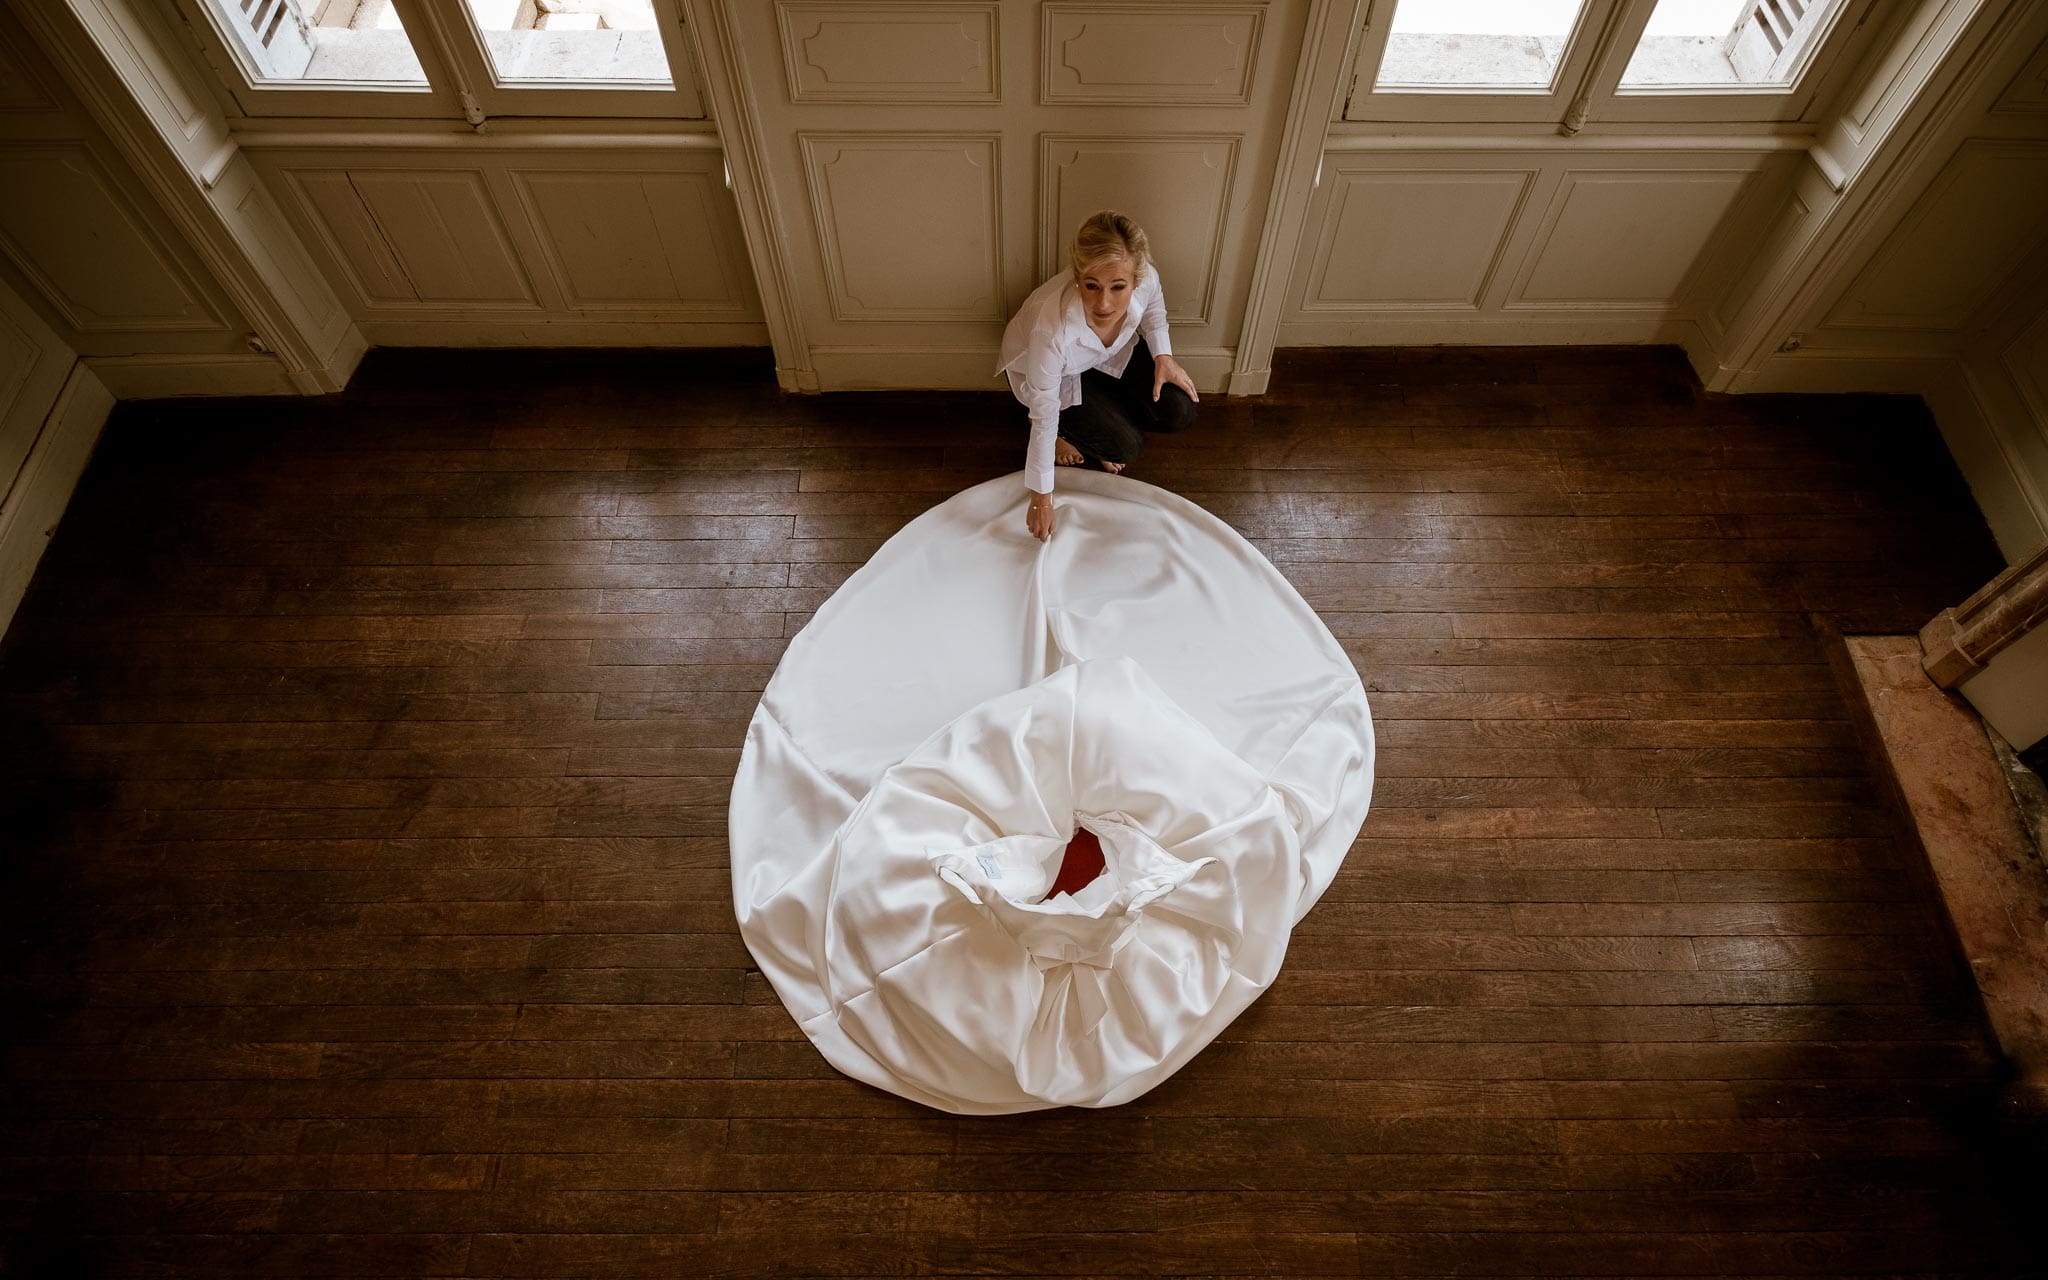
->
xmin=729 ymin=470 xmax=1374 ymax=1113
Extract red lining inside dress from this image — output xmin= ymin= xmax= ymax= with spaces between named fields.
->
xmin=1044 ymin=826 xmax=1107 ymax=900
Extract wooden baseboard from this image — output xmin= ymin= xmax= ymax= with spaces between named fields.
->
xmin=804 ymin=346 xmax=1237 ymax=394
xmin=1274 ymin=316 xmax=1694 ymax=348
xmin=84 ymin=353 xmax=302 ymax=399
xmin=360 ymin=320 xmax=773 ymax=349
xmin=0 ymin=363 xmax=113 ymax=638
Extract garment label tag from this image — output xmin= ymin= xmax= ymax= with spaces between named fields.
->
xmin=975 ymin=853 xmax=1003 ymax=879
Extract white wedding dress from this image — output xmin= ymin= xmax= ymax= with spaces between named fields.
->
xmin=729 ymin=470 xmax=1374 ymax=1113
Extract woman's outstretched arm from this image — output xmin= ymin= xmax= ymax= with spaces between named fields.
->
xmin=1020 ymin=324 xmax=1065 ymax=540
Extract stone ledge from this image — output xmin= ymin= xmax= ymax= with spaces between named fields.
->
xmin=1834 ymin=633 xmax=2048 ymax=1120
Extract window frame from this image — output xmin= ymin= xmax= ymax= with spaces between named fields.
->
xmin=1592 ymin=0 xmax=1874 ymax=123
xmin=172 ymin=0 xmax=464 ymax=118
xmin=1344 ymin=0 xmax=1880 ymax=125
xmin=420 ymin=0 xmax=705 ymax=120
xmin=1347 ymin=0 xmax=1625 ymax=124
xmin=170 ymin=0 xmax=703 ymax=120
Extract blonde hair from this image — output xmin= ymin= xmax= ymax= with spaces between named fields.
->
xmin=1070 ymin=210 xmax=1151 ymax=282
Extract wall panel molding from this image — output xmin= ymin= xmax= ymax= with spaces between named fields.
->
xmin=1298 ymin=167 xmax=1532 ymax=312
xmin=279 ymin=166 xmax=539 ymax=311
xmin=285 ymin=170 xmax=412 ymax=307
xmin=1708 ymin=184 xmax=1812 ymax=340
xmin=1287 ymin=148 xmax=1781 ymax=338
xmin=254 ymin=145 xmax=768 ymax=339
xmin=1038 ymin=133 xmax=1238 ymax=325
xmin=1822 ymin=139 xmax=2048 ymax=332
xmin=0 ymin=23 xmax=61 ymax=114
xmin=776 ymin=2 xmax=1000 ymax=104
xmin=2005 ymin=305 xmax=2048 ymax=432
xmin=1714 ymin=0 xmax=2038 ymax=392
xmin=800 ymin=132 xmax=1004 ymax=323
xmin=0 ymin=363 xmax=110 ymax=637
xmin=0 ymin=143 xmax=223 ymax=332
xmin=1040 ymin=3 xmax=1264 ymax=106
xmin=510 ymin=169 xmax=759 ymax=315
xmin=9 ymin=0 xmax=360 ymax=392
xmin=0 ymin=275 xmax=74 ymax=495
xmin=1993 ymin=31 xmax=2048 ymax=115
xmin=1504 ymin=168 xmax=1757 ymax=312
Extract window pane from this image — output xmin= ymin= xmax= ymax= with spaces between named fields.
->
xmin=1375 ymin=0 xmax=1589 ymax=90
xmin=461 ymin=0 xmax=673 ymax=85
xmin=1620 ymin=0 xmax=1840 ymax=88
xmin=205 ymin=0 xmax=427 ymax=84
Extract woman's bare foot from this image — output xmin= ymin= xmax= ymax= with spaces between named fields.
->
xmin=1101 ymin=460 xmax=1126 ymax=474
xmin=1054 ymin=437 xmax=1085 ymax=467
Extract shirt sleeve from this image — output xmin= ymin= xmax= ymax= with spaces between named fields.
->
xmin=1138 ymin=274 xmax=1171 ymax=358
xmin=1020 ymin=320 xmax=1064 ymax=494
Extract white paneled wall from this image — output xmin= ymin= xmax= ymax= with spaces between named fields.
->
xmin=1822 ymin=140 xmax=2048 ymax=337
xmin=777 ymin=2 xmax=1003 ymax=104
xmin=0 ymin=7 xmax=251 ymax=367
xmin=1038 ymin=133 xmax=1240 ymax=324
xmin=1039 ymin=4 xmax=1267 ymax=105
xmin=685 ymin=0 xmax=1313 ymax=392
xmin=801 ymin=133 xmax=1005 ymax=323
xmin=0 ymin=0 xmax=2041 ymax=570
xmin=1725 ymin=4 xmax=2048 ymax=560
xmin=0 ymin=268 xmax=112 ymax=636
xmin=1281 ymin=144 xmax=1798 ymax=346
xmin=246 ymin=143 xmax=767 ymax=347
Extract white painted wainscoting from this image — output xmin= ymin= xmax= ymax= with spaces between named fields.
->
xmin=683 ymin=0 xmax=1324 ymax=393
xmin=1718 ymin=1 xmax=2048 ymax=560
xmin=1277 ymin=135 xmax=1805 ymax=349
xmin=2 ymin=0 xmax=2044 ymax=569
xmin=240 ymin=132 xmax=769 ymax=349
xmin=0 ymin=3 xmax=278 ymax=398
xmin=0 ymin=267 xmax=113 ymax=637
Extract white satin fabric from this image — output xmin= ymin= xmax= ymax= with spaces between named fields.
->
xmin=729 ymin=470 xmax=1374 ymax=1113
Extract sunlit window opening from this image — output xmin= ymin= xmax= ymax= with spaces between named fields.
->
xmin=1373 ymin=0 xmax=1590 ymax=90
xmin=461 ymin=0 xmax=672 ymax=85
xmin=1620 ymin=0 xmax=1844 ymax=88
xmin=210 ymin=0 xmax=427 ymax=83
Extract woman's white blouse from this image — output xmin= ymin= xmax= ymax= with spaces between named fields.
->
xmin=996 ymin=271 xmax=1173 ymax=494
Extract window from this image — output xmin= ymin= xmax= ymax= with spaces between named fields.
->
xmin=203 ymin=0 xmax=427 ymax=85
xmin=174 ymin=0 xmax=703 ymax=117
xmin=1375 ymin=0 xmax=1592 ymax=91
xmin=457 ymin=0 xmax=673 ymax=87
xmin=1346 ymin=0 xmax=1870 ymax=122
xmin=1619 ymin=0 xmax=1847 ymax=89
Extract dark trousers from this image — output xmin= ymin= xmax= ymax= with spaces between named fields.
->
xmin=1057 ymin=339 xmax=1196 ymax=467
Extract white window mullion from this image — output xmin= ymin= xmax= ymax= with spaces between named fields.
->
xmin=401 ymin=0 xmax=498 ymax=118
xmin=412 ymin=0 xmax=700 ymax=118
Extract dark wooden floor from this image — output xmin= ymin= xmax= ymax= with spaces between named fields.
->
xmin=0 ymin=346 xmax=2033 ymax=1277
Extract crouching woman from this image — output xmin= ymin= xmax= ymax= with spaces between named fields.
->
xmin=997 ymin=211 xmax=1199 ymax=541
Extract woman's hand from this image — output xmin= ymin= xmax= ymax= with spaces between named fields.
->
xmin=1026 ymin=490 xmax=1055 ymax=541
xmin=1152 ymin=354 xmax=1199 ymax=404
